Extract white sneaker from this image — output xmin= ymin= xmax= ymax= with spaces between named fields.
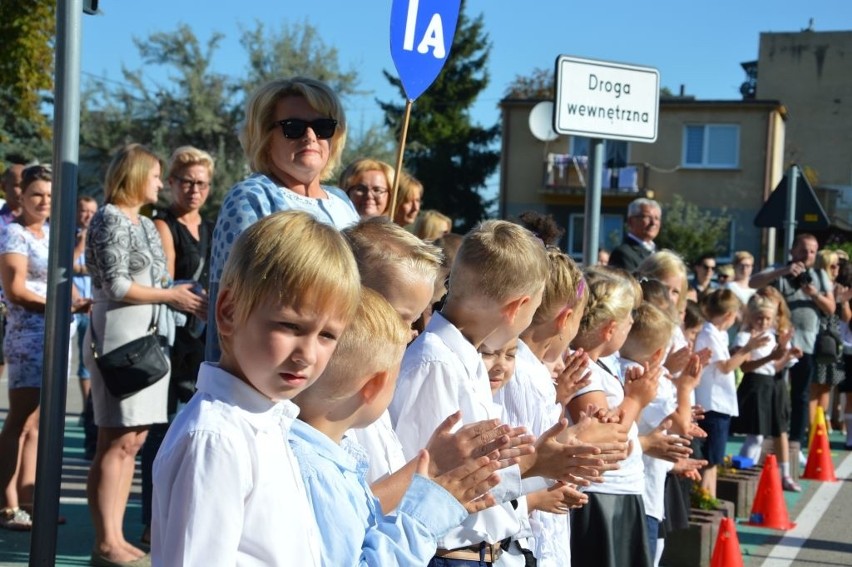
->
xmin=798 ymin=450 xmax=807 ymax=468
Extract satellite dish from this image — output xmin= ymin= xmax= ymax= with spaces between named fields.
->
xmin=529 ymin=101 xmax=559 ymax=142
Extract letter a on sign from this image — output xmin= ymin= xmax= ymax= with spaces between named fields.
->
xmin=390 ymin=0 xmax=461 ymax=101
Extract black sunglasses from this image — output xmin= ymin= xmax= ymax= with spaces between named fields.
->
xmin=272 ymin=118 xmax=337 ymax=140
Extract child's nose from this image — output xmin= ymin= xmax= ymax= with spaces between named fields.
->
xmin=291 ymin=337 xmax=318 ymax=367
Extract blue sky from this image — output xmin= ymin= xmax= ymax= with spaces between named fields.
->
xmin=79 ymin=0 xmax=851 ymax=192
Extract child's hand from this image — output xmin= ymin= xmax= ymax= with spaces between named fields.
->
xmin=673 ymin=457 xmax=707 ymax=481
xmin=569 ymin=410 xmax=629 ymax=446
xmin=744 ymin=331 xmax=771 ymax=352
xmin=692 ymin=404 xmax=706 ymax=422
xmin=665 ymin=346 xmax=692 ymax=376
xmin=528 ymin=482 xmax=589 ymax=514
xmin=416 ymin=449 xmax=501 ymax=514
xmin=624 ymin=364 xmax=661 ymax=409
xmin=694 ymin=347 xmax=712 ymax=367
xmin=554 ymin=349 xmax=591 ymax=405
xmin=640 ymin=419 xmax=693 ymax=463
xmin=777 ymin=329 xmax=794 ymax=350
xmin=675 ymin=355 xmax=702 ymax=393
xmin=688 ymin=422 xmax=708 ymax=438
xmin=425 ymin=412 xmax=534 ymax=476
xmin=522 ymin=418 xmax=608 ymax=483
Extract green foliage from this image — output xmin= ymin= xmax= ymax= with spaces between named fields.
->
xmin=379 ymin=2 xmax=500 ymax=232
xmin=656 ymin=195 xmax=732 ymax=263
xmin=0 ymin=0 xmax=55 ymax=162
xmin=504 ymin=67 xmax=554 ymax=100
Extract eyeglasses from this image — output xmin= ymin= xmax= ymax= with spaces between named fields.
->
xmin=271 ymin=118 xmax=337 ymax=140
xmin=348 ymin=184 xmax=389 ymax=198
xmin=174 ymin=177 xmax=210 ymax=191
xmin=829 ymin=264 xmax=839 ymax=269
xmin=700 ymin=264 xmax=716 ymax=270
xmin=632 ymin=214 xmax=660 ymax=223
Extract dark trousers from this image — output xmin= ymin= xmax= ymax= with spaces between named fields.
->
xmin=789 ymin=353 xmax=815 ymax=446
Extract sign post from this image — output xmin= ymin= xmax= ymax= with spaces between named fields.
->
xmin=389 ymin=0 xmax=461 ymax=214
xmin=554 ymin=55 xmax=659 ymax=265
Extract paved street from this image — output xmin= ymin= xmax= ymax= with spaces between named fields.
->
xmin=1 ymin=365 xmax=852 ymax=566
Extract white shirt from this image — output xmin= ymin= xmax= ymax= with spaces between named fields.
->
xmin=621 ymin=359 xmax=678 ymax=522
xmin=725 ymin=280 xmax=756 ymax=305
xmin=694 ymin=322 xmax=739 ymax=416
xmin=496 ymin=341 xmax=570 ymax=567
xmin=571 ymin=360 xmax=645 ymax=495
xmin=348 ymin=410 xmax=408 ymax=484
xmin=389 ymin=313 xmax=524 ymax=549
xmin=152 ymin=363 xmax=321 ymax=567
xmin=735 ymin=331 xmax=777 ymax=376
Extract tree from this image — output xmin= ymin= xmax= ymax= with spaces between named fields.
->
xmin=0 ymin=0 xmax=55 ymax=163
xmin=656 ymin=195 xmax=732 ymax=263
xmin=504 ymin=67 xmax=554 ymax=100
xmin=379 ymin=1 xmax=500 ymax=231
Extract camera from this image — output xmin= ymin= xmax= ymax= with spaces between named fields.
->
xmin=787 ymin=270 xmax=813 ymax=289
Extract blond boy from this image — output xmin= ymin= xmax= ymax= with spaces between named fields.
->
xmin=389 ymin=220 xmax=602 ymax=564
xmin=152 ymin=211 xmax=360 ymax=566
xmin=291 ymin=288 xmax=501 ymax=565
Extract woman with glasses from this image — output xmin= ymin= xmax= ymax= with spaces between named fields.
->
xmin=140 ymin=146 xmax=216 ymax=545
xmin=0 ymin=165 xmax=89 ymax=530
xmin=207 ymin=77 xmax=358 ymax=361
xmin=339 ymin=158 xmax=394 ymax=219
xmin=811 ymin=248 xmax=846 ymax=431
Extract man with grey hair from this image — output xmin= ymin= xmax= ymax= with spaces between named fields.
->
xmin=609 ymin=197 xmax=661 ymax=271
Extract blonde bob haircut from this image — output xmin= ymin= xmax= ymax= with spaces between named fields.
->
xmin=532 ymin=247 xmax=586 ymax=326
xmin=394 ymin=171 xmax=423 ymax=216
xmin=576 ymin=268 xmax=637 ymax=339
xmin=448 ymin=220 xmax=548 ymax=304
xmin=104 ymin=143 xmax=161 ymax=207
xmin=240 ymin=77 xmax=347 ymax=181
xmin=339 ymin=158 xmax=396 ymax=213
xmin=167 ymin=145 xmax=215 ymax=179
xmin=309 ymin=287 xmax=410 ymax=400
xmin=344 ymin=216 xmax=443 ymax=291
xmin=218 ymin=210 xmax=360 ymax=338
xmin=413 ymin=209 xmax=452 ymax=242
xmin=620 ymin=302 xmax=676 ymax=363
xmin=635 ymin=250 xmax=690 ymax=313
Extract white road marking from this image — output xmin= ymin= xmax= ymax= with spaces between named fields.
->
xmin=760 ymin=451 xmax=852 ymax=567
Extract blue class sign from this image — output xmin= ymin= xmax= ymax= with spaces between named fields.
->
xmin=390 ymin=0 xmax=461 ymax=101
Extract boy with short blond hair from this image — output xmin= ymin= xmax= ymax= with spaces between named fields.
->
xmin=390 ymin=220 xmax=602 ymax=565
xmin=152 ymin=211 xmax=361 ymax=566
xmin=291 ymin=288 xmax=501 ymax=566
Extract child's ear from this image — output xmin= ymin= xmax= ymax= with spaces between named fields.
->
xmin=601 ymin=319 xmax=618 ymax=343
xmin=556 ymin=307 xmax=574 ymax=332
xmin=360 ymin=371 xmax=390 ymax=405
xmin=216 ymin=288 xmax=235 ymax=337
xmin=501 ymin=295 xmax=531 ymax=324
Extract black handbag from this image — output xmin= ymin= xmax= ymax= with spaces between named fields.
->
xmin=90 ymin=308 xmax=169 ymax=400
xmin=815 ymin=314 xmax=843 ymax=363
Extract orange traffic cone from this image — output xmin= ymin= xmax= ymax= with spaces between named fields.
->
xmin=710 ymin=517 xmax=744 ymax=567
xmin=803 ymin=407 xmax=837 ymax=482
xmin=747 ymin=454 xmax=796 ymax=530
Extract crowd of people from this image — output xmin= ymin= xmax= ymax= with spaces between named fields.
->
xmin=0 ymin=75 xmax=851 ymax=567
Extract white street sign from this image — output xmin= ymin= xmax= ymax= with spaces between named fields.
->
xmin=554 ymin=55 xmax=659 ymax=143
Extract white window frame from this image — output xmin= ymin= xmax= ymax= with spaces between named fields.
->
xmin=682 ymin=124 xmax=740 ymax=169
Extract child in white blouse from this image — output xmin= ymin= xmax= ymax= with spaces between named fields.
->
xmin=693 ymin=289 xmax=769 ymax=498
xmin=152 ymin=211 xmax=361 ymax=566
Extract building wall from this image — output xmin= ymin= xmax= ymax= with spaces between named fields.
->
xmin=756 ymin=31 xmax=852 ymax=187
xmin=499 ymin=99 xmax=785 ymax=263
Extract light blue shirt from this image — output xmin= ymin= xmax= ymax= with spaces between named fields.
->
xmin=205 ymin=173 xmax=359 ymax=361
xmin=289 ymin=419 xmax=467 ymax=567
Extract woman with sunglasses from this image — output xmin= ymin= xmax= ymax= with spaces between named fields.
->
xmin=0 ymin=165 xmax=89 ymax=530
xmin=206 ymin=77 xmax=358 ymax=361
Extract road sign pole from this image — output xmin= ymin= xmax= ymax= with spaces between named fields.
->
xmin=583 ymin=138 xmax=603 ymax=266
xmin=784 ymin=165 xmax=798 ymax=258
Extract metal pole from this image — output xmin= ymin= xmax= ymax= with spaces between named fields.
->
xmin=30 ymin=1 xmax=82 ymax=564
xmin=583 ymin=138 xmax=604 ymax=266
xmin=783 ymin=165 xmax=798 ymax=259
